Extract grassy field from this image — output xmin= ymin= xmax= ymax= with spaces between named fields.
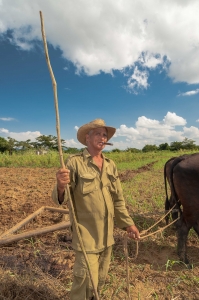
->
xmin=0 ymin=149 xmax=189 ymax=168
xmin=0 ymin=149 xmax=199 ymax=299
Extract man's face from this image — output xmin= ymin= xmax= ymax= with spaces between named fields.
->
xmin=86 ymin=127 xmax=108 ymax=150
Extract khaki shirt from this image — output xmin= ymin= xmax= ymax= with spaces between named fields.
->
xmin=52 ymin=148 xmax=134 ymax=253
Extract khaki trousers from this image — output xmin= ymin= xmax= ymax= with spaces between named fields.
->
xmin=70 ymin=246 xmax=112 ymax=300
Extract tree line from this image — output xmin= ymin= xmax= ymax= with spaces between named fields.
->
xmin=0 ymin=135 xmax=82 ymax=155
xmin=0 ymin=135 xmax=198 ymax=154
xmin=106 ymin=137 xmax=199 ymax=153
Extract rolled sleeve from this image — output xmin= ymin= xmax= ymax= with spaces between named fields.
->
xmin=51 ymin=184 xmax=69 ymax=206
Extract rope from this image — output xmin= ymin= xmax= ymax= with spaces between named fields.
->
xmin=140 ymin=204 xmax=176 ymax=235
xmin=124 ymin=205 xmax=180 ymax=299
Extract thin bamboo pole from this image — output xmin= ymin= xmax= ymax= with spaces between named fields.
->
xmin=39 ymin=11 xmax=99 ymax=300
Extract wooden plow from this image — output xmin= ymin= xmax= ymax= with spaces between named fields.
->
xmin=0 ymin=206 xmax=71 ymax=246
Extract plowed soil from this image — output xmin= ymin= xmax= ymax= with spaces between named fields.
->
xmin=0 ymin=167 xmax=199 ymax=300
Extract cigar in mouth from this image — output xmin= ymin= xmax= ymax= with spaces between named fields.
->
xmin=103 ymin=142 xmax=113 ymax=146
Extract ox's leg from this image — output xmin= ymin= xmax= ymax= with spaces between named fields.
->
xmin=177 ymin=220 xmax=190 ymax=265
xmin=193 ymin=222 xmax=199 ymax=237
xmin=164 ymin=197 xmax=170 ymax=225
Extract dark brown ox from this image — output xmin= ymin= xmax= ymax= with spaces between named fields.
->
xmin=164 ymin=153 xmax=199 ymax=265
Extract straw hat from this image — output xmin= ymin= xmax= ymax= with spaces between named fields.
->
xmin=77 ymin=119 xmax=116 ymax=146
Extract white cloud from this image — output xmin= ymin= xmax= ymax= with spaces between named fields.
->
xmin=9 ymin=131 xmax=41 ymax=141
xmin=112 ymin=111 xmax=197 ymax=150
xmin=139 ymin=52 xmax=164 ymax=69
xmin=136 ymin=116 xmax=161 ymax=129
xmin=163 ymin=112 xmax=186 ymax=126
xmin=126 ymin=67 xmax=149 ymax=93
xmin=0 ymin=128 xmax=41 ymax=141
xmin=0 ymin=117 xmax=16 ymax=121
xmin=178 ymin=89 xmax=199 ymax=97
xmin=116 ymin=124 xmax=139 ymax=138
xmin=183 ymin=126 xmax=199 ymax=139
xmin=64 ymin=139 xmax=79 ymax=147
xmin=0 ymin=128 xmax=9 ymax=133
xmin=0 ymin=0 xmax=198 ymax=91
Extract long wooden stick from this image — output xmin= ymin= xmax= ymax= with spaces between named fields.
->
xmin=0 ymin=221 xmax=70 ymax=246
xmin=39 ymin=11 xmax=99 ymax=300
xmin=0 ymin=206 xmax=69 ymax=238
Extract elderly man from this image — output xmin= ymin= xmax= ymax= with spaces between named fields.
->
xmin=52 ymin=119 xmax=140 ymax=300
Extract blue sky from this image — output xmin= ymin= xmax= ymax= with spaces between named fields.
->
xmin=0 ymin=0 xmax=199 ymax=150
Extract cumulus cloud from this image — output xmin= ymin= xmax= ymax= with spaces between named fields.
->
xmin=163 ymin=112 xmax=186 ymax=126
xmin=178 ymin=89 xmax=199 ymax=97
xmin=0 ymin=0 xmax=199 ymax=92
xmin=64 ymin=139 xmax=79 ymax=147
xmin=126 ymin=67 xmax=149 ymax=94
xmin=0 ymin=128 xmax=41 ymax=141
xmin=116 ymin=124 xmax=139 ymax=138
xmin=136 ymin=116 xmax=161 ymax=129
xmin=113 ymin=111 xmax=198 ymax=150
xmin=183 ymin=126 xmax=199 ymax=139
xmin=139 ymin=52 xmax=164 ymax=69
xmin=0 ymin=128 xmax=9 ymax=133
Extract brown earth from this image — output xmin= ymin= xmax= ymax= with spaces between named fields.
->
xmin=0 ymin=167 xmax=199 ymax=299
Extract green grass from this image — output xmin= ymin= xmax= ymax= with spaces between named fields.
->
xmin=0 ymin=149 xmax=195 ymax=168
xmin=0 ymin=150 xmax=67 ymax=167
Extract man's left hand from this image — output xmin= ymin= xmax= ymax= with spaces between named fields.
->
xmin=126 ymin=225 xmax=140 ymax=240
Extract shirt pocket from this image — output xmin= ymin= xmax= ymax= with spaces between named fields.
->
xmin=79 ymin=173 xmax=96 ymax=194
xmin=106 ymin=169 xmax=118 ymax=194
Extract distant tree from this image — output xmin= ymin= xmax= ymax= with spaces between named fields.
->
xmin=36 ymin=135 xmax=65 ymax=150
xmin=17 ymin=139 xmax=32 ymax=151
xmin=125 ymin=147 xmax=141 ymax=153
xmin=169 ymin=141 xmax=183 ymax=151
xmin=36 ymin=135 xmax=56 ymax=149
xmin=64 ymin=147 xmax=80 ymax=154
xmin=53 ymin=137 xmax=66 ymax=151
xmin=181 ymin=137 xmax=197 ymax=150
xmin=7 ymin=137 xmax=18 ymax=155
xmin=112 ymin=148 xmax=121 ymax=153
xmin=158 ymin=143 xmax=170 ymax=151
xmin=142 ymin=144 xmax=158 ymax=152
xmin=170 ymin=138 xmax=197 ymax=151
xmin=30 ymin=141 xmax=41 ymax=149
xmin=0 ymin=137 xmax=8 ymax=153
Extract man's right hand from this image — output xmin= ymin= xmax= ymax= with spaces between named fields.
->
xmin=56 ymin=168 xmax=70 ymax=195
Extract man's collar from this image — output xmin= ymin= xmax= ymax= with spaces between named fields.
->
xmin=82 ymin=148 xmax=110 ymax=162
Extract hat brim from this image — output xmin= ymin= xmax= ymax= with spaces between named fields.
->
xmin=77 ymin=124 xmax=116 ymax=146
